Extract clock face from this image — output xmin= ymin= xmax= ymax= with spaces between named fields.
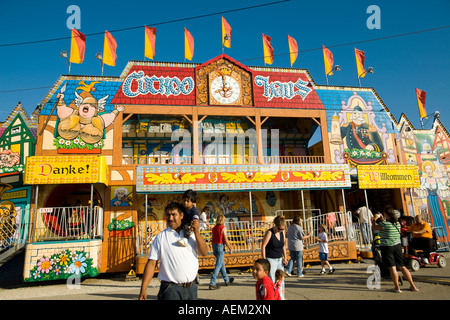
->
xmin=210 ymin=74 xmax=241 ymax=105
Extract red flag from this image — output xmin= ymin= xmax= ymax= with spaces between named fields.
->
xmin=416 ymin=88 xmax=427 ymax=119
xmin=262 ymin=34 xmax=274 ymax=65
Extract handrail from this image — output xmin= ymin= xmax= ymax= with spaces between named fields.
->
xmin=0 ymin=208 xmax=31 ymax=254
xmin=122 ymin=155 xmax=325 ymax=165
xmin=136 ymin=211 xmax=355 ymax=257
xmin=31 ymin=206 xmax=103 ymax=242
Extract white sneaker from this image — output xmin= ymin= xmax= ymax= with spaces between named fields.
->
xmin=177 ymin=238 xmax=189 ymax=247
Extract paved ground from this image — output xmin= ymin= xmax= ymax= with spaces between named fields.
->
xmin=1 ymin=252 xmax=449 ymax=302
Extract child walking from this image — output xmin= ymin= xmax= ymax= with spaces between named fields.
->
xmin=252 ymin=259 xmax=281 ymax=300
xmin=317 ymin=224 xmax=335 ymax=275
xmin=274 ymin=269 xmax=286 ymax=300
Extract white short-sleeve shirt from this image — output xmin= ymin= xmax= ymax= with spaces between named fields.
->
xmin=148 ymin=227 xmax=198 ymax=284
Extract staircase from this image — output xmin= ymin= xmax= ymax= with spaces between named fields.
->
xmin=0 ymin=211 xmax=29 ymax=268
xmin=0 ymin=244 xmax=25 ymax=267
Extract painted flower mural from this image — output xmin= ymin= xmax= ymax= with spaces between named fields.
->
xmin=25 ymin=249 xmax=97 ymax=282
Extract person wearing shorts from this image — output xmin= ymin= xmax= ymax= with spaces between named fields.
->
xmin=372 ymin=206 xmax=418 ymax=293
xmin=317 ymin=224 xmax=334 ymax=275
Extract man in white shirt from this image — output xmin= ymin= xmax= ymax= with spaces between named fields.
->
xmin=356 ymin=204 xmax=374 ymax=244
xmin=139 ymin=202 xmax=208 ymax=300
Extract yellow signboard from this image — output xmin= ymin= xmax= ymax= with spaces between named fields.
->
xmin=358 ymin=165 xmax=420 ymax=189
xmin=24 ymin=156 xmax=109 ymax=186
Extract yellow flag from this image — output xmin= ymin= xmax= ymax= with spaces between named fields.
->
xmin=103 ymin=31 xmax=117 ymax=67
xmin=144 ymin=26 xmax=156 ymax=60
xmin=184 ymin=28 xmax=194 ymax=61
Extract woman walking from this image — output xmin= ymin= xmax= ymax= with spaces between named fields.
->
xmin=261 ymin=215 xmax=287 ymax=299
xmin=372 ymin=206 xmax=419 ymax=293
xmin=209 ymin=214 xmax=234 ymax=289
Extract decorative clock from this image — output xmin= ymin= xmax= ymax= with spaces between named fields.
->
xmin=209 ymin=67 xmax=242 ymax=105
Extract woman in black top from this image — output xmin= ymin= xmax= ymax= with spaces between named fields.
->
xmin=261 ymin=215 xmax=287 ymax=298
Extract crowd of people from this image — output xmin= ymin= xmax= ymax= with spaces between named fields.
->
xmin=139 ymin=189 xmax=427 ymax=300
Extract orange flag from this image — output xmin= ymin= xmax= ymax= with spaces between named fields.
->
xmin=145 ymin=26 xmax=156 ymax=60
xmin=222 ymin=16 xmax=232 ymax=48
xmin=355 ymin=48 xmax=366 ymax=77
xmin=322 ymin=45 xmax=334 ymax=75
xmin=262 ymin=34 xmax=274 ymax=65
xmin=416 ymin=88 xmax=427 ymax=119
xmin=287 ymin=35 xmax=298 ymax=67
xmin=184 ymin=28 xmax=194 ymax=61
xmin=103 ymin=30 xmax=117 ymax=66
xmin=69 ymin=29 xmax=86 ymax=64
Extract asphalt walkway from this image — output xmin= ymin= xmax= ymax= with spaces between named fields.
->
xmin=1 ymin=252 xmax=449 ymax=301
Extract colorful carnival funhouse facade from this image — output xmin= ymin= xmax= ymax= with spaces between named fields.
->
xmin=1 ymin=54 xmax=448 ymax=282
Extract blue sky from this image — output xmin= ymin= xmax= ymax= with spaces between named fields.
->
xmin=0 ymin=0 xmax=449 ymax=131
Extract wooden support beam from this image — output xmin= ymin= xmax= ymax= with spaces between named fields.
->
xmin=122 ymin=113 xmax=134 ymax=124
xmin=183 ymin=114 xmax=193 ymax=124
xmin=246 ymin=115 xmax=256 ymax=126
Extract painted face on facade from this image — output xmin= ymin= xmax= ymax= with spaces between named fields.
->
xmin=79 ymin=103 xmax=97 ymax=119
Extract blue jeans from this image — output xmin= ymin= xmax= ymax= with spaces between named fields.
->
xmin=210 ymin=243 xmax=230 ymax=285
xmin=361 ymin=223 xmax=371 ymax=244
xmin=266 ymin=257 xmax=285 ymax=299
xmin=157 ymin=281 xmax=198 ymax=300
xmin=286 ymin=250 xmax=303 ymax=276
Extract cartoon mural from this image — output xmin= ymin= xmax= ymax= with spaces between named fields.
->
xmin=397 ymin=118 xmax=450 ymax=242
xmin=136 ymin=191 xmax=276 ymax=224
xmin=328 ymin=92 xmax=396 ymax=172
xmin=55 ymin=83 xmax=123 ymax=151
xmin=110 ymin=186 xmax=133 ymax=207
xmin=39 ymin=79 xmax=123 ymax=153
xmin=0 ymin=149 xmax=22 ymax=177
xmin=25 ymin=249 xmax=98 ymax=282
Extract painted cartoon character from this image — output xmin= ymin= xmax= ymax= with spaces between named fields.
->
xmin=340 ymin=106 xmax=383 ymax=152
xmin=0 ymin=150 xmax=20 ymax=168
xmin=415 ymin=161 xmax=450 ymax=241
xmin=111 ymin=187 xmax=132 ymax=207
xmin=56 ymin=91 xmax=124 ymax=144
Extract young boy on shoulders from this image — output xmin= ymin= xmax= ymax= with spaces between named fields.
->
xmin=177 ymin=189 xmax=200 ymax=247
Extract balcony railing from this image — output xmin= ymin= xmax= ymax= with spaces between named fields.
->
xmin=122 ymin=155 xmax=325 ymax=165
xmin=31 ymin=206 xmax=103 ymax=242
xmin=136 ymin=211 xmax=354 ymax=257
